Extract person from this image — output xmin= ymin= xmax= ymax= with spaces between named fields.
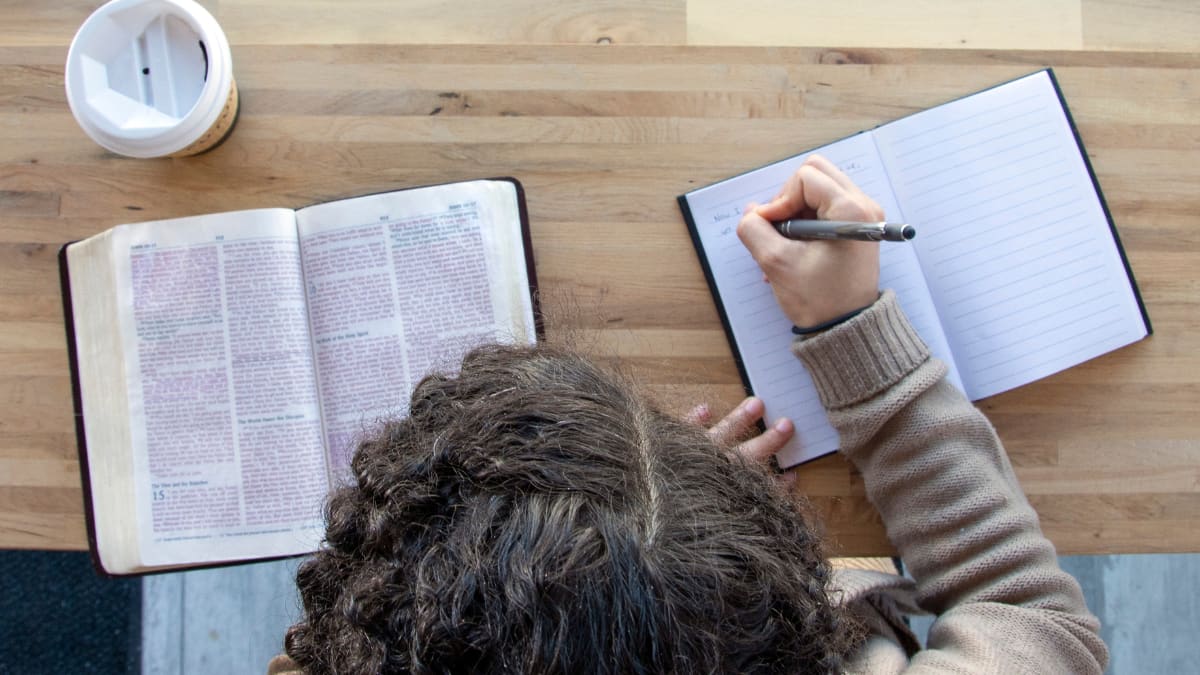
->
xmin=268 ymin=156 xmax=1109 ymax=674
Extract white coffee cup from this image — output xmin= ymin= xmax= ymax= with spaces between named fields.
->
xmin=65 ymin=0 xmax=239 ymax=158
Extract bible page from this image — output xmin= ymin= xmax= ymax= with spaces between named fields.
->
xmin=873 ymin=70 xmax=1149 ymax=400
xmin=682 ymin=133 xmax=960 ymax=467
xmin=110 ymin=209 xmax=327 ymax=568
xmin=296 ymin=180 xmax=535 ymax=479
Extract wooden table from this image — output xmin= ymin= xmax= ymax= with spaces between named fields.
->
xmin=2 ymin=2 xmax=1198 ymax=556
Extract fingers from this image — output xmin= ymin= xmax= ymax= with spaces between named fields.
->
xmin=735 ymin=416 xmax=794 ymax=463
xmin=706 ymin=396 xmax=765 ymax=446
xmin=683 ymin=403 xmax=712 ymax=426
xmin=750 ymin=155 xmax=884 ymax=225
xmin=753 ymin=156 xmax=846 ymax=220
xmin=804 ymin=154 xmax=858 ymax=192
xmin=804 ymin=157 xmax=885 ymax=222
xmin=705 ymin=396 xmax=796 ymax=465
xmin=753 ymin=163 xmax=845 ymax=223
xmin=806 ymin=156 xmax=886 ymax=222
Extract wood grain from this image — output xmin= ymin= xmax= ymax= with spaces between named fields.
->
xmin=9 ymin=1 xmax=1197 ymax=50
xmin=216 ymin=0 xmax=686 ymax=45
xmin=1 ymin=5 xmax=1198 ymax=557
xmin=1082 ymin=0 xmax=1200 ymax=52
xmin=688 ymin=0 xmax=1085 ymax=49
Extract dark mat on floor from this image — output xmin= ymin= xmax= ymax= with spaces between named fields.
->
xmin=0 ymin=550 xmax=139 ymax=675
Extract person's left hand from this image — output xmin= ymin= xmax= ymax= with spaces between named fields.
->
xmin=686 ymin=397 xmax=797 ymax=486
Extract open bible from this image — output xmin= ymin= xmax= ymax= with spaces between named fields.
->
xmin=61 ymin=178 xmax=539 ymax=575
xmin=679 ymin=70 xmax=1151 ymax=468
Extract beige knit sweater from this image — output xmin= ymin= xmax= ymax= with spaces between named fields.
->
xmin=800 ymin=290 xmax=1108 ymax=673
xmin=269 ymin=290 xmax=1108 ymax=674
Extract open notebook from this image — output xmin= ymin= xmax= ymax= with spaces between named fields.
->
xmin=679 ymin=69 xmax=1151 ymax=468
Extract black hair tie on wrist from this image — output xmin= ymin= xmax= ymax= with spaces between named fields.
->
xmin=791 ymin=304 xmax=870 ymax=336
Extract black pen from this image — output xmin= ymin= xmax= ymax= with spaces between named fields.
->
xmin=774 ymin=219 xmax=916 ymax=242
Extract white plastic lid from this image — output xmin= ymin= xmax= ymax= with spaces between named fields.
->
xmin=65 ymin=0 xmax=234 ymax=157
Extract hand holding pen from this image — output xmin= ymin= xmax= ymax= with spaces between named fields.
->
xmin=736 ymin=154 xmax=886 ymax=329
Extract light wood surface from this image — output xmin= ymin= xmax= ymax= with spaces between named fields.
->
xmin=1 ymin=2 xmax=1198 ymax=556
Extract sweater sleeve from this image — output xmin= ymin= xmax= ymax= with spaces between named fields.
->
xmin=794 ymin=290 xmax=1109 ymax=674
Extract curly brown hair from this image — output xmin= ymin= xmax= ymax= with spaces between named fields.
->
xmin=285 ymin=344 xmax=859 ymax=674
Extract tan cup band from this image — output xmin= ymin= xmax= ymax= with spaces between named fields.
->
xmin=169 ymin=78 xmax=240 ymax=157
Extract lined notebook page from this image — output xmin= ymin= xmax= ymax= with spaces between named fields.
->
xmin=873 ymin=70 xmax=1148 ymax=399
xmin=683 ymin=133 xmax=959 ymax=467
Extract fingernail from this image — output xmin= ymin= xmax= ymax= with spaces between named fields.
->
xmin=743 ymin=397 xmax=763 ymax=415
xmin=774 ymin=418 xmax=793 ymax=433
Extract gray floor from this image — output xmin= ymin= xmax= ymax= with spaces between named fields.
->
xmin=141 ymin=554 xmax=1200 ymax=674
xmin=904 ymin=554 xmax=1200 ymax=675
xmin=1061 ymin=555 xmax=1200 ymax=674
xmin=142 ymin=557 xmax=304 ymax=674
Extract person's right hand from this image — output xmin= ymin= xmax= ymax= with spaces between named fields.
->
xmin=736 ymin=155 xmax=884 ymax=329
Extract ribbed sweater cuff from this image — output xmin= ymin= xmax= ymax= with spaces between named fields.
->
xmin=791 ymin=290 xmax=930 ymax=409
